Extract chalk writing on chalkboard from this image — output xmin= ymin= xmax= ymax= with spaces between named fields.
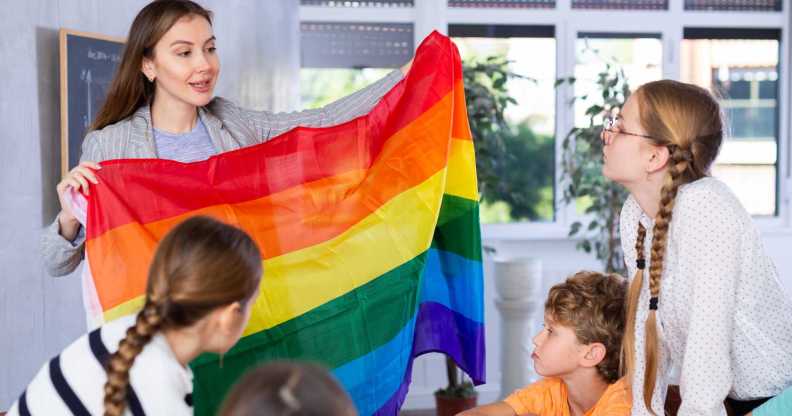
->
xmin=59 ymin=29 xmax=124 ymax=177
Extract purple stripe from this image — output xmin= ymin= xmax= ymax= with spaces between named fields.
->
xmin=374 ymin=301 xmax=485 ymax=415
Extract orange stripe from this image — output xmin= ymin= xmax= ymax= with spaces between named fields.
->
xmin=452 ymin=81 xmax=473 ymax=141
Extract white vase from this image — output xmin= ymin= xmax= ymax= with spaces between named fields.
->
xmin=493 ymin=257 xmax=542 ymax=301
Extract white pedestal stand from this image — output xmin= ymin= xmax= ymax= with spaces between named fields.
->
xmin=493 ymin=257 xmax=542 ymax=398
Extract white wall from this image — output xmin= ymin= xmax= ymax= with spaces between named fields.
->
xmin=0 ymin=0 xmax=299 ymax=409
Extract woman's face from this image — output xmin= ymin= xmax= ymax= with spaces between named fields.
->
xmin=142 ymin=15 xmax=220 ymax=108
xmin=601 ymin=95 xmax=657 ymax=185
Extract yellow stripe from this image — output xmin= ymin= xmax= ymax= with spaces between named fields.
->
xmin=104 ymin=296 xmax=146 ymax=322
xmin=446 ymin=138 xmax=478 ymax=201
xmin=243 ymin=170 xmax=446 ymax=335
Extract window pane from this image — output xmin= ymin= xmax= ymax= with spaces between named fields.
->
xmin=452 ymin=29 xmax=556 ymax=223
xmin=300 ymin=68 xmax=392 ymax=109
xmin=681 ymin=36 xmax=779 ymax=216
xmin=448 ymin=0 xmax=555 ymax=8
xmin=299 ymin=22 xmax=408 ymax=117
xmin=572 ymin=0 xmax=667 ymax=10
xmin=300 ymin=22 xmax=413 ymax=69
xmin=573 ymin=36 xmax=662 ymax=213
xmin=684 ymin=0 xmax=782 ymax=12
xmin=575 ymin=36 xmax=663 ymax=124
xmin=301 ymin=0 xmax=414 ymax=7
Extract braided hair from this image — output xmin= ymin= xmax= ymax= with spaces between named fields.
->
xmin=103 ymin=216 xmax=262 ymax=416
xmin=620 ymin=80 xmax=723 ymax=414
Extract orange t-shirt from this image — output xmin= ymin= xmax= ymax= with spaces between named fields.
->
xmin=503 ymin=377 xmax=631 ymax=416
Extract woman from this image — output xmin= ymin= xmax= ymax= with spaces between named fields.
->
xmin=42 ymin=0 xmax=409 ymax=278
xmin=10 ymin=216 xmax=262 ymax=415
xmin=602 ymin=79 xmax=792 ymax=415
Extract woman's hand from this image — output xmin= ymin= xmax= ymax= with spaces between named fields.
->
xmin=56 ymin=161 xmax=100 ymax=240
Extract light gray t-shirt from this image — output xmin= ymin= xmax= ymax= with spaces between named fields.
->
xmin=153 ymin=119 xmax=217 ymax=162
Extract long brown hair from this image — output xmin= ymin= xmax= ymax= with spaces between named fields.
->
xmin=621 ymin=80 xmax=723 ymax=413
xmin=102 ymin=216 xmax=262 ymax=416
xmin=91 ymin=0 xmax=212 ymax=131
xmin=219 ymin=361 xmax=357 ymax=416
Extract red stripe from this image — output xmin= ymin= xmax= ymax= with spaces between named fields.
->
xmin=88 ymin=32 xmax=461 ymax=239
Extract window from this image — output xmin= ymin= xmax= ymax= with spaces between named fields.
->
xmin=681 ymin=28 xmax=780 ymax=216
xmin=574 ymin=34 xmax=663 ymax=128
xmin=448 ymin=0 xmax=555 ymax=8
xmin=301 ymin=0 xmax=414 ymax=7
xmin=572 ymin=34 xmax=663 ymax=213
xmin=572 ymin=0 xmax=667 ymax=10
xmin=299 ymin=1 xmax=789 ymax=234
xmin=684 ymin=0 xmax=782 ymax=12
xmin=450 ymin=25 xmax=557 ymax=223
xmin=300 ymin=22 xmax=413 ymax=108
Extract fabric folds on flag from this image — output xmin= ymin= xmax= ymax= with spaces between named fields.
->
xmin=84 ymin=31 xmax=484 ymax=415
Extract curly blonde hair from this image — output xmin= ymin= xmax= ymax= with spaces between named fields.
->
xmin=545 ymin=271 xmax=628 ymax=383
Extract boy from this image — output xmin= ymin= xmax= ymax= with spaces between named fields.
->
xmin=460 ymin=271 xmax=631 ymax=416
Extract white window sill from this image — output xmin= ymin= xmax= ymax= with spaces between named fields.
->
xmin=482 ymin=219 xmax=792 ymax=241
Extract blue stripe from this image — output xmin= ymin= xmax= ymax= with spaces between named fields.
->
xmin=333 ymin=248 xmax=483 ymax=415
xmin=333 ymin=314 xmax=417 ymax=415
xmin=420 ymin=248 xmax=483 ymax=323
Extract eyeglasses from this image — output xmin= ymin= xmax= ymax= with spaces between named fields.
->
xmin=602 ymin=116 xmax=656 ymax=145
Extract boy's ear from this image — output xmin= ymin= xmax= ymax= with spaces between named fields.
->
xmin=580 ymin=342 xmax=607 ymax=368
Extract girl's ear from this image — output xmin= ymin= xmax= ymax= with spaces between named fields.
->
xmin=646 ymin=144 xmax=671 ymax=174
xmin=215 ymin=301 xmax=243 ymax=334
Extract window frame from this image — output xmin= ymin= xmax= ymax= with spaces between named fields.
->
xmin=298 ymin=0 xmax=792 ymax=239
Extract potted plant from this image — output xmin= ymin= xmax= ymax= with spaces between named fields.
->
xmin=557 ymin=49 xmax=632 ymax=273
xmin=434 ymin=356 xmax=478 ymax=416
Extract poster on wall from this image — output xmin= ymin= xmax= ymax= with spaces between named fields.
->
xmin=59 ymin=29 xmax=124 ymax=177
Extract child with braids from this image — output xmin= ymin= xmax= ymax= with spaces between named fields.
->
xmin=8 ymin=216 xmax=262 ymax=416
xmin=602 ymin=79 xmax=792 ymax=415
xmin=219 ymin=361 xmax=357 ymax=416
xmin=461 ymin=271 xmax=631 ymax=416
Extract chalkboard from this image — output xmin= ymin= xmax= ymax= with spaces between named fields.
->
xmin=59 ymin=29 xmax=124 ymax=177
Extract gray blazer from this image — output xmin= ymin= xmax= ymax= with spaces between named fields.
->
xmin=41 ymin=70 xmax=403 ymax=276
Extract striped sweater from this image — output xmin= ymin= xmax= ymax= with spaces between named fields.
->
xmin=7 ymin=315 xmax=192 ymax=416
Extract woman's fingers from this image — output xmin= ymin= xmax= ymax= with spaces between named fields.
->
xmin=57 ymin=161 xmax=101 ymax=196
xmin=74 ymin=174 xmax=90 ymax=194
xmin=81 ymin=161 xmax=101 ymax=170
xmin=73 ymin=166 xmax=99 ymax=184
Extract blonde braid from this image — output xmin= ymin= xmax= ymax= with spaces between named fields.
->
xmin=621 ymin=222 xmax=647 ymax=381
xmin=103 ymin=301 xmax=164 ymax=416
xmin=641 ymin=146 xmax=690 ymax=414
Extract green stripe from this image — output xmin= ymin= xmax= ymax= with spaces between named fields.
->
xmin=433 ymin=194 xmax=481 ymax=262
xmin=191 ymin=194 xmax=481 ymax=415
xmin=191 ymin=252 xmax=427 ymax=415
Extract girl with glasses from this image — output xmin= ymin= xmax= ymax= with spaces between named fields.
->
xmin=602 ymin=80 xmax=792 ymax=416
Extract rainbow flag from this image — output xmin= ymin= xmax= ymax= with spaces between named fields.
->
xmin=83 ymin=32 xmax=484 ymax=415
